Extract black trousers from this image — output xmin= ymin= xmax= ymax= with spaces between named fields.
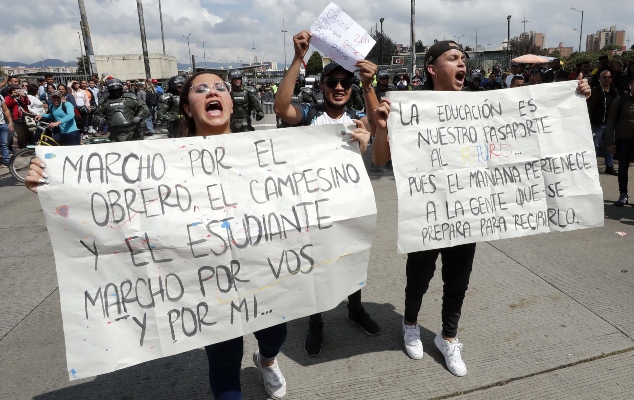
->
xmin=309 ymin=290 xmax=362 ymax=323
xmin=404 ymin=243 xmax=476 ymax=338
xmin=617 ymin=140 xmax=634 ymax=194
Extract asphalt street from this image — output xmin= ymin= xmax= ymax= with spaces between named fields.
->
xmin=0 ymin=114 xmax=633 ymax=399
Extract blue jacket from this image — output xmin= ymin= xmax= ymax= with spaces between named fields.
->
xmin=42 ymin=102 xmax=78 ymax=134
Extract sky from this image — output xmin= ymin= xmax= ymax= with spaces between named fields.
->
xmin=1 ymin=0 xmax=633 ymax=67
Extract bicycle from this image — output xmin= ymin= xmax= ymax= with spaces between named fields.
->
xmin=8 ymin=120 xmax=111 ymax=183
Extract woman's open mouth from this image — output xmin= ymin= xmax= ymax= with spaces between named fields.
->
xmin=206 ymin=100 xmax=223 ymax=117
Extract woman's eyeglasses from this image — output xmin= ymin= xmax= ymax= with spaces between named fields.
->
xmin=325 ymin=78 xmax=352 ymax=90
xmin=190 ymin=82 xmax=229 ymax=94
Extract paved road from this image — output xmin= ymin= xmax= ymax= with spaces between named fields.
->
xmin=1 ymin=114 xmax=633 ymax=399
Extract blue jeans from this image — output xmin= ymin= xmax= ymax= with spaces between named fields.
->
xmin=0 ymin=124 xmax=10 ymax=164
xmin=145 ymin=115 xmax=154 ymax=133
xmin=205 ymin=323 xmax=287 ymax=400
xmin=593 ymin=124 xmax=613 ymax=167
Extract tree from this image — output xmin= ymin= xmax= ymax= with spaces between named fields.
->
xmin=76 ymin=55 xmax=90 ymax=75
xmin=549 ymin=50 xmax=562 ymax=59
xmin=464 ymin=46 xmax=473 ymax=52
xmin=367 ymin=31 xmax=398 ymax=65
xmin=305 ymin=51 xmax=323 ymax=76
xmin=562 ymin=52 xmax=596 ymax=74
xmin=601 ymin=44 xmax=620 ymax=52
xmin=415 ymin=40 xmax=425 ymax=53
xmin=0 ymin=64 xmax=5 ymax=77
xmin=509 ymin=36 xmax=548 ymax=57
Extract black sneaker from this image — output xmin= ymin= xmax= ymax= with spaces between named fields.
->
xmin=614 ymin=193 xmax=629 ymax=207
xmin=347 ymin=306 xmax=381 ymax=336
xmin=304 ymin=321 xmax=324 ymax=357
xmin=604 ymin=166 xmax=618 ymax=176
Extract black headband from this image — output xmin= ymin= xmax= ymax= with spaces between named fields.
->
xmin=425 ymin=41 xmax=469 ymax=65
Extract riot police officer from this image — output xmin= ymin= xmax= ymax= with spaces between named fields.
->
xmin=347 ymin=76 xmax=364 ymax=112
xmin=157 ymin=75 xmax=185 ymax=137
xmin=276 ymin=75 xmax=314 ymax=128
xmin=229 ymin=69 xmax=263 ymax=132
xmin=91 ymin=78 xmax=149 ymax=142
xmin=375 ymin=70 xmax=396 ymax=101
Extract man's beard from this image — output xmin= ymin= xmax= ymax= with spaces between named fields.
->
xmin=323 ymin=95 xmax=346 ymax=110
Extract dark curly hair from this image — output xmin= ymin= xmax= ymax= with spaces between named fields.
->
xmin=177 ymin=71 xmax=231 ymax=137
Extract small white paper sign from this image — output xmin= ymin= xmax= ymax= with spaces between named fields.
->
xmin=309 ymin=2 xmax=376 ymax=72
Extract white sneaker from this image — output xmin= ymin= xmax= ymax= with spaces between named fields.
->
xmin=402 ymin=318 xmax=424 ymax=360
xmin=434 ymin=331 xmax=467 ymax=376
xmin=253 ymin=350 xmax=287 ymax=399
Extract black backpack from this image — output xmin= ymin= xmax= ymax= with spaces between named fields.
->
xmin=145 ymin=90 xmax=158 ymax=106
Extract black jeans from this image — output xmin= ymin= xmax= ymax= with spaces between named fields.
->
xmin=309 ymin=290 xmax=362 ymax=323
xmin=617 ymin=140 xmax=634 ymax=194
xmin=52 ymin=130 xmax=81 ymax=146
xmin=404 ymin=243 xmax=476 ymax=338
xmin=204 ymin=323 xmax=287 ymax=400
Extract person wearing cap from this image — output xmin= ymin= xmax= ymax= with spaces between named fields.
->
xmin=4 ymin=83 xmax=31 ymax=149
xmin=543 ymin=58 xmax=562 ymax=83
xmin=591 ymin=55 xmax=610 ymax=86
xmin=371 ymin=40 xmax=592 ymax=377
xmin=274 ymin=30 xmax=381 ymax=358
xmin=34 ymin=90 xmax=81 ymax=146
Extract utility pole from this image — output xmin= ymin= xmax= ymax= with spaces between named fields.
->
xmin=410 ymin=1 xmax=416 ymax=77
xmin=252 ymin=41 xmax=257 ymax=64
xmin=136 ymin=0 xmax=152 ymax=79
xmin=380 ymin=18 xmax=384 ymax=66
xmin=158 ymin=0 xmax=166 ymax=55
xmin=197 ymin=40 xmax=210 ymax=70
xmin=77 ymin=31 xmax=86 ymax=79
xmin=282 ymin=19 xmax=289 ymax=70
xmin=521 ymin=10 xmax=529 ymax=35
xmin=183 ymin=33 xmax=192 ymax=71
xmin=507 ymin=15 xmax=511 ymax=69
xmin=77 ymin=0 xmax=96 ymax=76
xmin=570 ymin=8 xmax=583 ymax=53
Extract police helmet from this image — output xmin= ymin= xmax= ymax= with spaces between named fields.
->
xmin=377 ymin=70 xmax=390 ymax=80
xmin=107 ymin=78 xmax=123 ymax=92
xmin=229 ymin=70 xmax=243 ymax=80
xmin=297 ymin=75 xmax=306 ymax=85
xmin=167 ymin=75 xmax=185 ymax=92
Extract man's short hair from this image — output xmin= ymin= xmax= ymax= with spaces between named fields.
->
xmin=511 ymin=75 xmax=525 ymax=84
xmin=555 ymin=71 xmax=568 ymax=81
xmin=44 ymin=73 xmax=54 ymax=79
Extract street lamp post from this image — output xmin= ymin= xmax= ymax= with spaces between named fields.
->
xmin=158 ymin=0 xmax=166 ymax=55
xmin=282 ymin=19 xmax=288 ymax=70
xmin=380 ymin=18 xmax=384 ymax=66
xmin=183 ymin=33 xmax=192 ymax=72
xmin=453 ymin=34 xmax=465 ymax=45
xmin=196 ymin=40 xmax=210 ymax=70
xmin=77 ymin=31 xmax=86 ymax=79
xmin=507 ymin=15 xmax=511 ymax=69
xmin=570 ymin=8 xmax=583 ymax=53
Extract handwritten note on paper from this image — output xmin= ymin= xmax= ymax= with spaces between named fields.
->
xmin=309 ymin=3 xmax=376 ymax=72
xmin=36 ymin=125 xmax=377 ymax=380
xmin=387 ymin=81 xmax=604 ymax=253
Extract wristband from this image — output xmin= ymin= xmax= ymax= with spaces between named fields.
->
xmin=363 ymin=86 xmax=373 ymax=93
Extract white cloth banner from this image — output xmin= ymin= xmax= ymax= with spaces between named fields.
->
xmin=387 ymin=81 xmax=604 ymax=254
xmin=309 ymin=2 xmax=376 ymax=72
xmin=36 ymin=125 xmax=377 ymax=380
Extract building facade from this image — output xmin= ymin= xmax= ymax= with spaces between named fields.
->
xmin=586 ymin=26 xmax=626 ymax=53
xmin=547 ymin=42 xmax=574 ymax=58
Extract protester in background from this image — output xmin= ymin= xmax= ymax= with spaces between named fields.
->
xmin=135 ymin=81 xmax=154 ymax=136
xmin=554 ymin=70 xmax=569 ymax=82
xmin=510 ymin=75 xmax=525 ymax=88
xmin=35 ymin=90 xmax=80 ymax=146
xmin=44 ymin=73 xmax=57 ymax=90
xmin=413 ymin=69 xmax=422 ymax=82
xmin=275 ymin=30 xmax=379 ymax=359
xmin=0 ymin=95 xmax=14 ymax=167
xmin=38 ymin=78 xmax=48 ymax=101
xmin=505 ymin=64 xmax=517 ymax=87
xmin=543 ymin=59 xmax=561 ymax=83
xmin=26 ymin=83 xmax=46 ymax=115
xmin=588 ymin=70 xmax=619 ymax=176
xmin=610 ymin=60 xmax=625 ymax=94
xmin=483 ymin=72 xmax=502 ymax=90
xmin=71 ymin=80 xmax=91 ymax=134
xmin=145 ymin=79 xmax=159 ymax=124
xmin=527 ymin=68 xmax=543 ymax=85
xmin=4 ymin=83 xmax=31 ymax=149
xmin=372 ymin=40 xmax=592 ymax=378
xmin=55 ymin=84 xmax=77 ymax=108
xmin=591 ymin=55 xmax=610 ymax=87
xmin=25 ymin=71 xmax=290 ymax=400
xmin=605 ymin=77 xmax=634 ymax=207
xmin=0 ymin=75 xmax=20 ymax=97
xmin=622 ymin=62 xmax=634 ymax=96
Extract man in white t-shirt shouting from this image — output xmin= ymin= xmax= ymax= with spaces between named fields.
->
xmin=274 ymin=30 xmax=381 ymax=358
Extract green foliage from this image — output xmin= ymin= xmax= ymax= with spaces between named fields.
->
xmin=562 ymin=52 xmax=597 ymax=73
xmin=76 ymin=55 xmax=90 ymax=75
xmin=601 ymin=44 xmax=620 ymax=52
xmin=0 ymin=64 xmax=5 ymax=77
xmin=549 ymin=49 xmax=562 ymax=59
xmin=509 ymin=36 xmax=548 ymax=57
xmin=415 ymin=40 xmax=423 ymax=52
xmin=305 ymin=51 xmax=323 ymax=76
xmin=367 ymin=31 xmax=398 ymax=65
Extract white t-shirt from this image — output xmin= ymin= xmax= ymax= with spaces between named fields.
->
xmin=311 ymin=111 xmax=354 ymax=126
xmin=74 ymin=89 xmax=88 ymax=107
xmin=27 ymin=95 xmax=46 ymax=116
xmin=505 ymin=74 xmax=515 ymax=88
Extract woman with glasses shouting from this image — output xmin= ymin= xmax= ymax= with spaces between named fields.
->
xmin=274 ymin=30 xmax=380 ymax=358
xmin=26 ymin=72 xmax=289 ymax=400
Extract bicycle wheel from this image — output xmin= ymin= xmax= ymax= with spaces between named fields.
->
xmin=9 ymin=148 xmax=36 ymax=183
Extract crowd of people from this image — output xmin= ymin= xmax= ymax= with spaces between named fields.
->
xmin=3 ymin=25 xmax=632 ymax=398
